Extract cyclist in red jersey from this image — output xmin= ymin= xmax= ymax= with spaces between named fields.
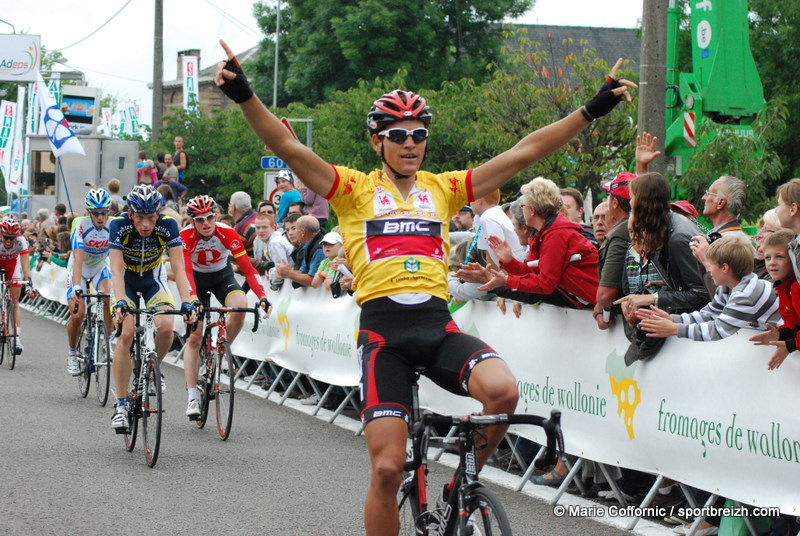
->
xmin=0 ymin=219 xmax=35 ymax=354
xmin=181 ymin=195 xmax=271 ymax=419
xmin=215 ymin=41 xmax=634 ymax=535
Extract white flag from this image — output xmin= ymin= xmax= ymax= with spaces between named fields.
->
xmin=35 ymin=72 xmax=85 ymax=157
xmin=0 ymin=100 xmax=16 ymax=187
xmin=9 ymin=86 xmax=26 ymax=195
xmin=101 ymin=107 xmax=113 ymax=135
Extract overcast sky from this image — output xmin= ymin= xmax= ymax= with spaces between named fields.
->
xmin=4 ymin=0 xmax=642 ymax=133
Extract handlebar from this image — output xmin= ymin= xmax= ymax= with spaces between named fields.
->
xmin=72 ymin=291 xmax=110 ymax=314
xmin=113 ymin=308 xmax=189 ymax=338
xmin=199 ymin=305 xmax=261 ymax=333
xmin=403 ymin=410 xmax=563 ymax=472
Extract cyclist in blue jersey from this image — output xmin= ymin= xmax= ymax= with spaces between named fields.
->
xmin=66 ymin=189 xmax=114 ymax=376
xmin=108 ymin=185 xmax=197 ymax=432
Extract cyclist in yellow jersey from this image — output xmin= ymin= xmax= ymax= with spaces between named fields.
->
xmin=215 ymin=40 xmax=635 ymax=535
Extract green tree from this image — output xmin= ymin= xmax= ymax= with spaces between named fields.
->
xmin=679 ymin=100 xmax=788 ymax=223
xmin=749 ymin=3 xmax=800 ymax=178
xmin=251 ymin=0 xmax=532 ymax=106
xmin=467 ymin=34 xmax=639 ymax=201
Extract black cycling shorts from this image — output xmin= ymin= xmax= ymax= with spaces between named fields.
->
xmin=357 ymin=296 xmax=501 ymax=426
xmin=193 ymin=265 xmax=243 ymax=308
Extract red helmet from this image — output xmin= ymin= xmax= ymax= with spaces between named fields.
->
xmin=0 ymin=218 xmax=20 ymax=237
xmin=367 ymin=90 xmax=432 ymax=133
xmin=186 ymin=195 xmax=218 ymax=217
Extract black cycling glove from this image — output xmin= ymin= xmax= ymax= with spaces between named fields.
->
xmin=258 ymin=297 xmax=271 ymax=312
xmin=218 ymin=57 xmax=254 ymax=104
xmin=583 ymin=76 xmax=624 ymax=121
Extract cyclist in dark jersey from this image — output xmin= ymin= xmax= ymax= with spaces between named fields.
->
xmin=215 ymin=41 xmax=634 ymax=535
xmin=108 ymin=185 xmax=197 ymax=432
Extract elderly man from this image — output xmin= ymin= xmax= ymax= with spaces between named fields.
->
xmin=591 ymin=201 xmax=609 ymax=243
xmin=592 ymin=173 xmax=633 ymax=329
xmin=691 ymin=175 xmax=750 ymax=294
xmin=275 ymin=215 xmax=325 ymax=288
xmin=229 ymin=191 xmax=258 ymax=255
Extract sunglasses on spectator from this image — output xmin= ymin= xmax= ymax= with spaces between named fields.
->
xmin=378 ymin=128 xmax=429 ymax=144
xmin=192 ymin=214 xmax=216 ymax=223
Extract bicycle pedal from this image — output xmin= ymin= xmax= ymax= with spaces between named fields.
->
xmin=188 ymin=415 xmax=200 ymax=421
xmin=114 ymin=427 xmax=129 ymax=435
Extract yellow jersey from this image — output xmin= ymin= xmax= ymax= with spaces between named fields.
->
xmin=326 ymin=166 xmax=473 ymax=305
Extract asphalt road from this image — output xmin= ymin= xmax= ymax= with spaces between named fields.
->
xmin=0 ymin=310 xmax=641 ymax=535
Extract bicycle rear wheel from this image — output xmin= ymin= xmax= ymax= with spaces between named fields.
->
xmin=141 ymin=353 xmax=163 ymax=467
xmin=6 ymin=302 xmax=16 ymax=370
xmin=214 ymin=342 xmax=235 ymax=440
xmin=462 ymin=486 xmax=512 ymax=535
xmin=94 ymin=320 xmax=111 ymax=406
xmin=77 ymin=326 xmax=91 ymax=398
xmin=398 ymin=475 xmax=424 ymax=535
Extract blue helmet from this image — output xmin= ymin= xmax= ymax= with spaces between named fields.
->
xmin=85 ymin=188 xmax=111 ymax=211
xmin=126 ymin=185 xmax=164 ymax=214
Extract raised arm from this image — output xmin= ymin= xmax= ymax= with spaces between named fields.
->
xmin=471 ymin=59 xmax=636 ymax=199
xmin=215 ymin=40 xmax=335 ymax=197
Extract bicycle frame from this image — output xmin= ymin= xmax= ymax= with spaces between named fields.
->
xmin=401 ymin=372 xmax=563 ymax=535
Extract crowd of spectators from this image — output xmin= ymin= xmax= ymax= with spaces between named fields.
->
xmin=17 ymin=127 xmax=800 ymax=533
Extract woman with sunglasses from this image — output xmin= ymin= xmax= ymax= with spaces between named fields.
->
xmin=215 ymin=39 xmax=635 ymax=535
xmin=0 ymin=218 xmax=35 ymax=355
xmin=65 ymin=189 xmax=115 ymax=376
xmin=179 ymin=195 xmax=271 ymax=421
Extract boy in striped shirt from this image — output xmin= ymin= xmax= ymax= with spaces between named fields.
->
xmin=636 ymin=234 xmax=779 ymax=340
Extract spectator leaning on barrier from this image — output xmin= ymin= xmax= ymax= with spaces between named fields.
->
xmin=751 ymin=229 xmax=800 ymax=370
xmin=311 ymin=231 xmax=343 ymax=289
xmin=252 ymin=213 xmax=293 ymax=290
xmin=469 ymin=177 xmax=599 ymax=309
xmin=636 ymin=234 xmax=778 ymax=341
xmin=614 ymin=172 xmax=710 ymax=364
xmin=229 ymin=191 xmax=258 ymax=256
xmin=275 ymin=215 xmax=325 ymax=288
xmin=470 ymin=189 xmax=525 ymax=267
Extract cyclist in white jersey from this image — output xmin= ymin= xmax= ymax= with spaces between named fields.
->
xmin=66 ymin=189 xmax=113 ymax=375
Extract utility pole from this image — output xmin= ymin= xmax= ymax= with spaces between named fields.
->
xmin=637 ymin=0 xmax=667 ymax=174
xmin=273 ymin=0 xmax=281 ymax=108
xmin=152 ymin=0 xmax=164 ymax=141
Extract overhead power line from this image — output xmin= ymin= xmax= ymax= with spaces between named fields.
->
xmin=54 ymin=0 xmax=133 ymax=51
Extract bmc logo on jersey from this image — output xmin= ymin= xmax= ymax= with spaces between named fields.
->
xmin=364 ymin=218 xmax=444 ymax=262
xmin=368 ymin=218 xmax=441 ymax=237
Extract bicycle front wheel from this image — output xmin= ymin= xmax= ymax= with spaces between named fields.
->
xmin=141 ymin=354 xmax=163 ymax=467
xmin=461 ymin=486 xmax=512 ymax=536
xmin=195 ymin=342 xmax=212 ymax=430
xmin=94 ymin=320 xmax=111 ymax=406
xmin=6 ymin=301 xmax=16 ymax=370
xmin=77 ymin=326 xmax=91 ymax=398
xmin=214 ymin=342 xmax=235 ymax=440
xmin=398 ymin=476 xmax=423 ymax=535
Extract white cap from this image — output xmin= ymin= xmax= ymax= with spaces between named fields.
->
xmin=321 ymin=231 xmax=343 ymax=245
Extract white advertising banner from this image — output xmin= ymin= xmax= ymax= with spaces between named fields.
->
xmin=29 ymin=264 xmax=800 ymax=513
xmin=0 ymin=34 xmax=41 ymax=83
xmin=0 ymin=100 xmax=16 ymax=186
xmin=182 ymin=56 xmax=199 ymax=112
xmin=9 ymin=86 xmax=26 ymax=194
